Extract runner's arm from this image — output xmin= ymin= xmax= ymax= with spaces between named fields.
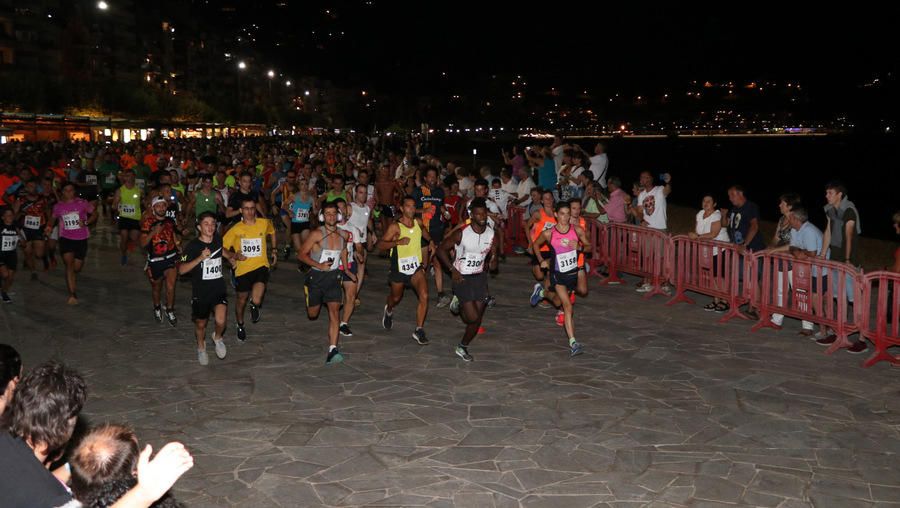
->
xmin=376 ymin=223 xmax=401 ymax=251
xmin=532 ymin=230 xmax=550 ymax=263
xmin=575 ymin=226 xmax=591 ymax=254
xmin=436 ymin=228 xmax=462 ymax=275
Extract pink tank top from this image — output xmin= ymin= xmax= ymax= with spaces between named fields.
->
xmin=550 ymin=225 xmax=578 ymax=273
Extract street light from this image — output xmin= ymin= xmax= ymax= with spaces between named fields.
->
xmin=285 ymin=80 xmax=292 ymax=86
xmin=267 ymin=70 xmax=275 ymax=78
xmin=237 ymin=61 xmax=246 ymax=70
xmin=304 ymin=90 xmax=310 ymax=96
xmin=97 ymin=1 xmax=109 ymax=10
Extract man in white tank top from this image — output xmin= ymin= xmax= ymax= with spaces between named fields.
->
xmin=436 ymin=198 xmax=497 ymax=362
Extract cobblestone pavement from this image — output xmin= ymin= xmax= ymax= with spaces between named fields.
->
xmin=4 ymin=226 xmax=900 ymax=507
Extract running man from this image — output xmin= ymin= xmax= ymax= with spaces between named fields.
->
xmin=141 ymin=197 xmax=181 ymax=325
xmin=377 ymin=196 xmax=433 ymax=345
xmin=298 ymin=200 xmax=356 ymax=364
xmin=180 ymin=212 xmax=242 ymax=365
xmin=112 ymin=170 xmax=142 ymax=266
xmin=525 ymin=189 xmax=556 ymax=307
xmin=0 ymin=208 xmax=20 ymax=303
xmin=335 ymin=199 xmax=365 ymax=337
xmin=436 ymin=198 xmax=498 ymax=361
xmin=222 ymin=197 xmax=276 ymax=342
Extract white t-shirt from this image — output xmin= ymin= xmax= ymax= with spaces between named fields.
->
xmin=695 ymin=210 xmax=730 ymax=240
xmin=348 ymin=202 xmax=371 ymax=243
xmin=489 ymin=189 xmax=511 ymax=218
xmin=501 ymin=178 xmax=518 ymax=196
xmin=552 ymin=146 xmax=565 ymax=172
xmin=695 ymin=209 xmax=730 ymax=254
xmin=516 ymin=177 xmax=535 ymax=204
xmin=638 ymin=186 xmax=667 ymax=230
xmin=589 ymin=154 xmax=609 ymax=188
xmin=570 ymin=166 xmax=585 ymax=180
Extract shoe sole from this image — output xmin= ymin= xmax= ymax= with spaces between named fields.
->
xmin=340 ymin=330 xmax=353 ymax=337
xmin=570 ymin=348 xmax=584 ymax=357
xmin=326 ymin=354 xmax=344 ymax=365
xmin=411 ymin=334 xmax=428 ymax=345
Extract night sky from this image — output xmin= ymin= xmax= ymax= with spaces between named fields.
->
xmin=202 ymin=1 xmax=896 ymax=96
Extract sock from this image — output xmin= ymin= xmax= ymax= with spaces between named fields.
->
xmin=329 ymin=345 xmax=337 ymax=352
xmin=569 ymin=337 xmax=577 ymax=346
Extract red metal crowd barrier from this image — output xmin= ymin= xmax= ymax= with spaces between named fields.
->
xmin=505 ymin=206 xmax=528 ymax=255
xmin=598 ymin=223 xmax=673 ymax=299
xmin=585 ymin=226 xmax=897 ymax=368
xmin=859 ymin=271 xmax=900 ymax=367
xmin=750 ymin=252 xmax=862 ymax=354
xmin=665 ymin=236 xmax=751 ymax=323
xmin=586 ymin=221 xmax=609 ymax=278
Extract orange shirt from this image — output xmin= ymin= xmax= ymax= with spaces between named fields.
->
xmin=144 ymin=153 xmax=159 ymax=172
xmin=120 ymin=153 xmax=137 ymax=170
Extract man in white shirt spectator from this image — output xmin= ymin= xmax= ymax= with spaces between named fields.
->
xmin=588 ymin=143 xmax=609 ymax=189
xmin=636 ymin=171 xmax=671 ymax=231
xmin=635 ymin=170 xmax=672 ymax=293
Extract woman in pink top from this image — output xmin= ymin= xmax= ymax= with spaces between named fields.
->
xmin=532 ymin=201 xmax=592 ymax=357
xmin=47 ymin=182 xmax=97 ymax=304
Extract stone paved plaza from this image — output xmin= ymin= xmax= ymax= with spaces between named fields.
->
xmin=4 ymin=226 xmax=900 ymax=507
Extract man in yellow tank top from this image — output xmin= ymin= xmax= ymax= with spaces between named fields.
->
xmin=377 ymin=196 xmax=434 ymax=345
xmin=111 ymin=169 xmax=142 ymax=266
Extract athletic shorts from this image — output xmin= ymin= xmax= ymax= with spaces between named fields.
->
xmin=118 ymin=218 xmax=141 ymax=231
xmin=340 ymin=262 xmax=358 ymax=282
xmin=304 ymin=269 xmax=343 ymax=307
xmin=290 ymin=222 xmax=311 ymax=235
xmin=0 ymin=252 xmax=17 ymax=269
xmin=58 ymin=238 xmax=88 ymax=260
xmin=235 ymin=266 xmax=269 ymax=293
xmin=146 ymin=252 xmax=178 ymax=280
xmin=23 ymin=228 xmax=45 ymax=242
xmin=191 ymin=291 xmax=228 ymax=320
xmin=452 ymin=271 xmax=489 ymax=303
xmin=550 ymin=270 xmax=578 ymax=292
xmin=388 ymin=266 xmax=422 ymax=287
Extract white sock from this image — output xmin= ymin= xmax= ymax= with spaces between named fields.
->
xmin=329 ymin=345 xmax=337 ymax=352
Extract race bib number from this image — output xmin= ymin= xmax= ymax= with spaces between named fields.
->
xmin=24 ymin=215 xmax=41 ymax=229
xmin=460 ymin=253 xmax=485 ymax=275
xmin=556 ymin=250 xmax=577 ymax=273
xmin=542 ymin=221 xmax=556 ymax=231
xmin=1 ymin=235 xmax=17 ymax=252
xmin=320 ymin=249 xmax=340 ymax=270
xmin=119 ymin=204 xmax=136 ymax=216
xmin=62 ymin=212 xmax=81 ymax=231
xmin=202 ymin=256 xmax=222 ymax=280
xmin=295 ymin=208 xmax=310 ymax=222
xmin=241 ymin=238 xmax=263 ymax=258
xmin=399 ymin=255 xmax=420 ymax=275
xmin=85 ymin=175 xmax=97 ymax=185
xmin=165 ymin=209 xmax=177 ymax=220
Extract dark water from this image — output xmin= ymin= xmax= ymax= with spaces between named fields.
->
xmin=433 ymin=134 xmax=899 ymax=241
